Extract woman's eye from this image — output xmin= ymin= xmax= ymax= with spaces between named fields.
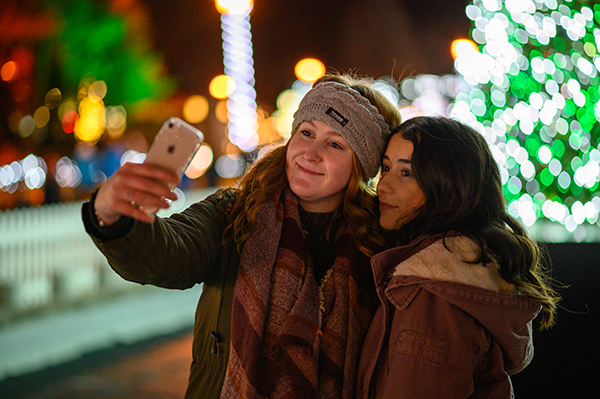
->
xmin=329 ymin=142 xmax=343 ymax=150
xmin=401 ymin=169 xmax=412 ymax=177
xmin=381 ymin=165 xmax=390 ymax=173
xmin=300 ymin=130 xmax=311 ymax=137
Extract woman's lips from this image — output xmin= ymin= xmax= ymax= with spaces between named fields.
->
xmin=379 ymin=200 xmax=397 ymax=211
xmin=297 ymin=163 xmax=322 ymax=176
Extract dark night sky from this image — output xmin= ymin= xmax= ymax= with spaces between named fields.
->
xmin=140 ymin=0 xmax=472 ymax=111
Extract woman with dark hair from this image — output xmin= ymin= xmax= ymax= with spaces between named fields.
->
xmin=356 ymin=116 xmax=559 ymax=399
xmin=83 ymin=73 xmax=401 ymax=399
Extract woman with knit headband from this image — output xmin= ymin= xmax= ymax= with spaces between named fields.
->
xmin=82 ymin=73 xmax=402 ymax=399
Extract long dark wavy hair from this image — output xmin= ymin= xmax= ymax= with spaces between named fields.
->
xmin=223 ymin=73 xmax=402 ymax=257
xmin=390 ymin=116 xmax=560 ymax=329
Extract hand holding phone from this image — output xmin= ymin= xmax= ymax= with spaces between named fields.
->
xmin=94 ymin=117 xmax=204 ymax=224
xmin=144 ymin=117 xmax=204 ymax=185
xmin=141 ymin=117 xmax=204 ymax=214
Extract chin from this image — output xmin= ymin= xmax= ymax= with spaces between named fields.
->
xmin=379 ymin=219 xmax=394 ymax=231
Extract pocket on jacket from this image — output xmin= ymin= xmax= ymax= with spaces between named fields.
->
xmin=394 ymin=329 xmax=448 ymax=365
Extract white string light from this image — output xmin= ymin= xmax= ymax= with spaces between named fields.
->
xmin=219 ymin=3 xmax=259 ymax=152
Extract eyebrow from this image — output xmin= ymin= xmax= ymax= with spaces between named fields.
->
xmin=382 ymin=155 xmax=412 ymax=164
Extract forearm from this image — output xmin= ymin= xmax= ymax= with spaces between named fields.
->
xmin=83 ymin=192 xmax=232 ymax=289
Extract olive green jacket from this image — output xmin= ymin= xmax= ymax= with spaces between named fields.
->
xmin=83 ymin=190 xmax=239 ymax=399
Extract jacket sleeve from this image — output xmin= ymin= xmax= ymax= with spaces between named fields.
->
xmin=377 ymin=286 xmax=490 ymax=399
xmin=85 ymin=190 xmax=238 ymax=290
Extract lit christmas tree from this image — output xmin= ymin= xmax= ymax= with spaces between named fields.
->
xmin=451 ymin=0 xmax=600 ymax=240
xmin=41 ymin=0 xmax=174 ymax=106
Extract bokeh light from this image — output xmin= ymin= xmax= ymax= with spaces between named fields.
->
xmin=215 ymin=0 xmax=254 ymax=15
xmin=215 ymin=154 xmax=245 ymax=178
xmin=215 ymin=100 xmax=229 ymax=124
xmin=18 ymin=115 xmax=35 ymax=137
xmin=451 ymin=0 xmax=600 ymax=236
xmin=74 ymin=95 xmax=106 ymax=142
xmin=88 ymin=80 xmax=107 ymax=99
xmin=55 ymin=157 xmax=82 ymax=188
xmin=294 ymin=58 xmax=326 ymax=83
xmin=185 ymin=144 xmax=214 ymax=179
xmin=450 ymin=38 xmax=479 ymax=60
xmin=209 ymin=75 xmax=236 ymax=99
xmin=106 ymin=106 xmax=127 ymax=138
xmin=62 ymin=110 xmax=79 ymax=134
xmin=120 ymin=150 xmax=147 ymax=165
xmin=34 ymin=106 xmax=50 ymax=128
xmin=1 ymin=61 xmax=17 ymax=82
xmin=45 ymin=88 xmax=62 ymax=109
xmin=0 ymin=154 xmax=49 ymax=192
xmin=183 ymin=95 xmax=210 ymax=124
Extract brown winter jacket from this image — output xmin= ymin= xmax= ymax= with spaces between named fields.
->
xmin=356 ymin=235 xmax=542 ymax=399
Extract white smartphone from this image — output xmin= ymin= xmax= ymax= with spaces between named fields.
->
xmin=142 ymin=117 xmax=204 ymax=213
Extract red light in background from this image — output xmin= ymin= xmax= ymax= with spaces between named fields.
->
xmin=62 ymin=110 xmax=79 ymax=133
xmin=1 ymin=61 xmax=18 ymax=82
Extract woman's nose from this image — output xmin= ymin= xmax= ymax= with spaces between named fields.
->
xmin=377 ymin=174 xmax=392 ymax=194
xmin=302 ymin=142 xmax=321 ymax=161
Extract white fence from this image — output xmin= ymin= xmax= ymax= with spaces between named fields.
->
xmin=0 ymin=188 xmax=215 ymax=318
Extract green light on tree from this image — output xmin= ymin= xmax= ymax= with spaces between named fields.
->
xmin=451 ymin=0 xmax=600 ymax=235
xmin=40 ymin=0 xmax=174 ymax=107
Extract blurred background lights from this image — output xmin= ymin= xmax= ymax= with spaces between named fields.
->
xmin=55 ymin=157 xmax=82 ymax=188
xmin=1 ymin=61 xmax=17 ymax=82
xmin=276 ymin=89 xmax=300 ymax=110
xmin=450 ymin=38 xmax=479 ymax=60
xmin=294 ymin=58 xmax=326 ymax=83
xmin=162 ymin=187 xmax=186 ymax=213
xmin=75 ymin=95 xmax=106 ymax=142
xmin=61 ymin=110 xmax=79 ymax=134
xmin=256 ymin=115 xmax=281 ymax=145
xmin=452 ymin=0 xmax=600 ymax=232
xmin=215 ymin=100 xmax=229 ymax=124
xmin=18 ymin=115 xmax=35 ymax=137
xmin=215 ymin=154 xmax=245 ymax=179
xmin=183 ymin=95 xmax=209 ymax=123
xmin=209 ymin=75 xmax=237 ymax=100
xmin=217 ymin=0 xmax=259 ymax=153
xmin=215 ymin=0 xmax=253 ymax=15
xmin=34 ymin=106 xmax=50 ymax=128
xmin=185 ymin=144 xmax=214 ymax=179
xmin=373 ymin=78 xmax=400 ymax=107
xmin=106 ymin=106 xmax=127 ymax=138
xmin=0 ymin=0 xmax=597 ymax=243
xmin=58 ymin=98 xmax=77 ymax=120
xmin=271 ymin=83 xmax=309 ymax=138
xmin=120 ymin=150 xmax=146 ymax=165
xmin=0 ymin=155 xmax=49 ymax=192
xmin=44 ymin=88 xmax=62 ymax=109
xmin=88 ymin=80 xmax=107 ymax=99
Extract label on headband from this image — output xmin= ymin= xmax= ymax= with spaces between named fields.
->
xmin=325 ymin=107 xmax=349 ymax=127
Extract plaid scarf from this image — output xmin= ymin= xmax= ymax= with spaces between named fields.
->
xmin=221 ymin=189 xmax=375 ymax=399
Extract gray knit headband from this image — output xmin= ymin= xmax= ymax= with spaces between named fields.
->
xmin=291 ymin=81 xmax=390 ymax=179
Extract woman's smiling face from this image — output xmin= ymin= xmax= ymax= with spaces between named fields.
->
xmin=377 ymin=134 xmax=425 ymax=230
xmin=286 ymin=120 xmax=354 ymax=213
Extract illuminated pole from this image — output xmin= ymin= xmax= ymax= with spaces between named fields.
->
xmin=216 ymin=0 xmax=258 ymax=152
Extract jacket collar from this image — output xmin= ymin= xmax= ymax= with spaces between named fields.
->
xmin=392 ymin=235 xmax=517 ymax=293
xmin=371 ymin=234 xmax=446 ymax=290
